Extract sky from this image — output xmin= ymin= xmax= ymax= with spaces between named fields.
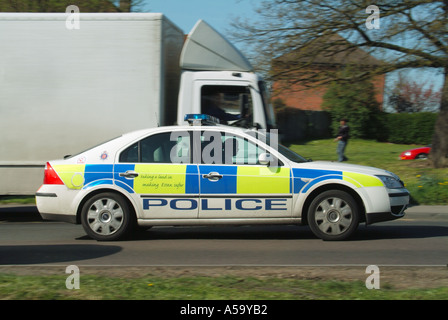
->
xmin=136 ymin=0 xmax=443 ymax=93
xmin=139 ymin=0 xmax=256 ymax=36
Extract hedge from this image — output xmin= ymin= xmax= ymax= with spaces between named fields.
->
xmin=273 ymin=109 xmax=437 ymax=145
xmin=383 ymin=112 xmax=437 ymax=145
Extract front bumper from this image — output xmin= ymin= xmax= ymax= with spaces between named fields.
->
xmin=365 ymin=189 xmax=409 ymax=225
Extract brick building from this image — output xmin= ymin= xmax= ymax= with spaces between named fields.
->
xmin=272 ymin=34 xmax=385 ymax=111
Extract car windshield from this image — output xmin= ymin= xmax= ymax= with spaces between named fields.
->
xmin=277 ymin=144 xmax=309 ymax=163
xmin=248 ymin=129 xmax=308 ymax=163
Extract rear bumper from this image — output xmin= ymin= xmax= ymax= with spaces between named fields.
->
xmin=35 ymin=186 xmax=78 ymax=224
xmin=39 ymin=212 xmax=77 ymax=224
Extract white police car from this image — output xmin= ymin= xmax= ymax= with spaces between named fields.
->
xmin=36 ymin=114 xmax=410 ymax=241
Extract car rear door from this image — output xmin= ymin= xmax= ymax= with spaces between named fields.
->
xmin=114 ymin=130 xmax=199 ymax=219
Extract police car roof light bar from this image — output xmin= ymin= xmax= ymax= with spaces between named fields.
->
xmin=184 ymin=114 xmax=220 ymax=126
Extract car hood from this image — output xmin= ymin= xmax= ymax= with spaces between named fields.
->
xmin=292 ymin=161 xmax=392 ymax=177
xmin=403 ymin=147 xmax=429 ymax=153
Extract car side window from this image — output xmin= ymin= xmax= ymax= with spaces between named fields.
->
xmin=119 ymin=142 xmax=139 ymax=163
xmin=119 ymin=132 xmax=191 ymax=164
xmin=199 ymin=131 xmax=270 ymax=165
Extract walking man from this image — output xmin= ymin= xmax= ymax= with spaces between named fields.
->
xmin=335 ymin=118 xmax=349 ymax=162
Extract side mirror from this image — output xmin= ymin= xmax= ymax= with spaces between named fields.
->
xmin=258 ymin=153 xmax=272 ymax=166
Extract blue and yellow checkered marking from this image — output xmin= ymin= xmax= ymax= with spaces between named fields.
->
xmin=199 ymin=166 xmax=237 ymax=194
xmin=292 ymin=168 xmax=343 ymax=193
xmin=292 ymin=168 xmax=384 ymax=193
xmin=51 ymin=164 xmax=383 ymax=195
xmin=114 ymin=164 xmax=199 ymax=194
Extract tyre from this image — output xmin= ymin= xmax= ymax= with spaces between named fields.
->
xmin=81 ymin=192 xmax=135 ymax=241
xmin=308 ymin=190 xmax=359 ymax=241
xmin=415 ymin=153 xmax=428 ymax=160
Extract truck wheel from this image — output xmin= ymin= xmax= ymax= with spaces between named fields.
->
xmin=308 ymin=190 xmax=359 ymax=241
xmin=81 ymin=192 xmax=134 ymax=241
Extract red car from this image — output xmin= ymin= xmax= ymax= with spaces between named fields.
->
xmin=400 ymin=145 xmax=431 ymax=160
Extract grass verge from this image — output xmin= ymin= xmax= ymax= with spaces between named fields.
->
xmin=0 ymin=196 xmax=35 ymax=205
xmin=1 ymin=273 xmax=447 ymax=300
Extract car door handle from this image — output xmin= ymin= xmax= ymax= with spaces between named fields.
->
xmin=202 ymin=172 xmax=223 ymax=181
xmin=119 ymin=170 xmax=139 ymax=179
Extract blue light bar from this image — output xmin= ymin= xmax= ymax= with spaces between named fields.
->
xmin=184 ymin=114 xmax=210 ymax=121
xmin=184 ymin=114 xmax=220 ymax=125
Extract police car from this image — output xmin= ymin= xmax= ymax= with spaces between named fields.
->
xmin=36 ymin=114 xmax=410 ymax=241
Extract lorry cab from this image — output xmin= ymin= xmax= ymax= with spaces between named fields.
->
xmin=176 ymin=20 xmax=276 ymax=130
xmin=177 ymin=71 xmax=275 ymax=130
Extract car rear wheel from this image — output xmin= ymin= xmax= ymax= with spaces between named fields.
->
xmin=81 ymin=192 xmax=134 ymax=241
xmin=308 ymin=190 xmax=359 ymax=241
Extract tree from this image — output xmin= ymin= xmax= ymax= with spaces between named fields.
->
xmin=0 ymin=0 xmax=144 ymax=12
xmin=232 ymin=0 xmax=448 ymax=168
xmin=322 ymin=67 xmax=381 ymax=139
xmin=388 ymin=72 xmax=442 ymax=113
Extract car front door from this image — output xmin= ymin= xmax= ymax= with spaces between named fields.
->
xmin=196 ymin=129 xmax=292 ymax=219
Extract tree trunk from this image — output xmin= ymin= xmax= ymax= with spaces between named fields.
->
xmin=429 ymin=69 xmax=448 ymax=168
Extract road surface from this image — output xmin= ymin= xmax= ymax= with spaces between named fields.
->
xmin=0 ymin=205 xmax=447 ymax=266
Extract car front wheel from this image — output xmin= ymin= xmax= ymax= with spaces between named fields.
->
xmin=81 ymin=192 xmax=134 ymax=241
xmin=415 ymin=153 xmax=428 ymax=160
xmin=308 ymin=190 xmax=359 ymax=241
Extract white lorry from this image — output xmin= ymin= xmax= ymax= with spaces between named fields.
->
xmin=0 ymin=13 xmax=275 ymax=195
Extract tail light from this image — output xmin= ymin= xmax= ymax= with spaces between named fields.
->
xmin=43 ymin=162 xmax=64 ymax=185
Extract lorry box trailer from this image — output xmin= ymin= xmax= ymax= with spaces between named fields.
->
xmin=0 ymin=13 xmax=275 ymax=195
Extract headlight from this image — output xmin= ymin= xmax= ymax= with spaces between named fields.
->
xmin=404 ymin=152 xmax=411 ymax=156
xmin=376 ymin=175 xmax=404 ymax=189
